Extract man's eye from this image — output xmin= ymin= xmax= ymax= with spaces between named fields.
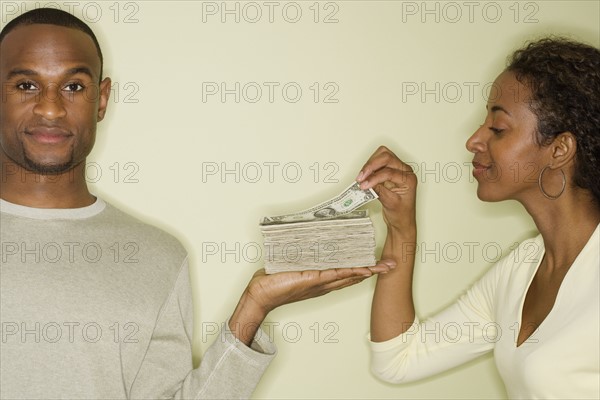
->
xmin=17 ymin=82 xmax=38 ymax=91
xmin=490 ymin=127 xmax=504 ymax=135
xmin=64 ymin=83 xmax=84 ymax=92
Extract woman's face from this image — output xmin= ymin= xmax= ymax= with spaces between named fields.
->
xmin=465 ymin=71 xmax=553 ymax=203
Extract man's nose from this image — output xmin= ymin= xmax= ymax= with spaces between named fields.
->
xmin=32 ymin=83 xmax=67 ymax=120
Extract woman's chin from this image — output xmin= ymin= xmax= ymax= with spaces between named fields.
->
xmin=476 ymin=187 xmax=504 ymax=203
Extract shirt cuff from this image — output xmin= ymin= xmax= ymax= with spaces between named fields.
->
xmin=222 ymin=318 xmax=277 ymax=361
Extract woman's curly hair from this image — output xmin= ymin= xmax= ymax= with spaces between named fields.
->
xmin=506 ymin=37 xmax=600 ymax=206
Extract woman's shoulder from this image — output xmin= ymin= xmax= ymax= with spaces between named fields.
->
xmin=476 ymin=233 xmax=545 ymax=288
xmin=501 ymin=232 xmax=545 ymax=269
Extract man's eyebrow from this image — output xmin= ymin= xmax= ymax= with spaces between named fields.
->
xmin=66 ymin=66 xmax=95 ymax=79
xmin=5 ymin=66 xmax=96 ymax=81
xmin=6 ymin=68 xmax=37 ymax=80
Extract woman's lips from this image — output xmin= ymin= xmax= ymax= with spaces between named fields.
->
xmin=472 ymin=161 xmax=490 ymax=177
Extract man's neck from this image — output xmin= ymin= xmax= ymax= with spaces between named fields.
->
xmin=0 ymin=159 xmax=94 ymax=209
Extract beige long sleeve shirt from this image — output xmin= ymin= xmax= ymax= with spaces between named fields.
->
xmin=0 ymin=198 xmax=276 ymax=399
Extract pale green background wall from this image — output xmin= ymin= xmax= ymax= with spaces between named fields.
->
xmin=3 ymin=1 xmax=598 ymax=398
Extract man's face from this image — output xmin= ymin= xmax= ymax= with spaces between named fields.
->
xmin=0 ymin=24 xmax=110 ymax=175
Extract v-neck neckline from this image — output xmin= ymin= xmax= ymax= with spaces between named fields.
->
xmin=515 ymin=245 xmax=545 ymax=348
xmin=515 ymin=224 xmax=600 ymax=348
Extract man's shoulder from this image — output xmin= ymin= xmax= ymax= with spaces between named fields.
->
xmin=96 ymin=199 xmax=188 ymax=264
xmin=0 ymin=197 xmax=189 ymax=289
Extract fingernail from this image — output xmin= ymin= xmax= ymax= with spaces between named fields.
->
xmin=359 ymin=180 xmax=368 ymax=189
xmin=356 ymin=171 xmax=364 ymax=181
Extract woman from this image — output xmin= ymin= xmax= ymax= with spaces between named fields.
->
xmin=357 ymin=38 xmax=600 ymax=398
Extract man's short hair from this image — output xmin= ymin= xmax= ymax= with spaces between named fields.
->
xmin=0 ymin=8 xmax=104 ymax=80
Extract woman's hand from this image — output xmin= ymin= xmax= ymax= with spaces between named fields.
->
xmin=358 ymin=146 xmax=419 ymax=342
xmin=356 ymin=146 xmax=417 ymax=233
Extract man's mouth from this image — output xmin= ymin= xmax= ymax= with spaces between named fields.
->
xmin=25 ymin=127 xmax=72 ymax=144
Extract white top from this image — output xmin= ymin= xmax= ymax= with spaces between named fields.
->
xmin=369 ymin=225 xmax=600 ymax=399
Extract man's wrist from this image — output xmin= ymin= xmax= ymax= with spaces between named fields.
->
xmin=229 ymin=290 xmax=269 ymax=346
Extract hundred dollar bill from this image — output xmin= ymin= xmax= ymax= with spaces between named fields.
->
xmin=260 ymin=182 xmax=378 ymax=226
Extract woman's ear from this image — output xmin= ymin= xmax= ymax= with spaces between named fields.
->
xmin=549 ymin=131 xmax=577 ymax=169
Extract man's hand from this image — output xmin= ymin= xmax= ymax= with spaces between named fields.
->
xmin=229 ymin=262 xmax=395 ymax=346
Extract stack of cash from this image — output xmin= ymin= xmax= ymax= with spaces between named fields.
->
xmin=260 ymin=182 xmax=378 ymax=274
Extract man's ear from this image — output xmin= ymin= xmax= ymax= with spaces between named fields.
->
xmin=97 ymin=77 xmax=111 ymax=122
xmin=549 ymin=131 xmax=577 ymax=169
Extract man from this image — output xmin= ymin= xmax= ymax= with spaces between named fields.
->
xmin=0 ymin=8 xmax=394 ymax=398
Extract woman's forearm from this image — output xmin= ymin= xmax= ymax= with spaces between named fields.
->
xmin=370 ymin=226 xmax=417 ymax=342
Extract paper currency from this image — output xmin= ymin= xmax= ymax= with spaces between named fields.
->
xmin=260 ymin=182 xmax=378 ymax=274
xmin=261 ymin=182 xmax=378 ymax=225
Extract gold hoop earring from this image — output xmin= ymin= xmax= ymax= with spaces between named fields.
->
xmin=538 ymin=165 xmax=566 ymax=200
